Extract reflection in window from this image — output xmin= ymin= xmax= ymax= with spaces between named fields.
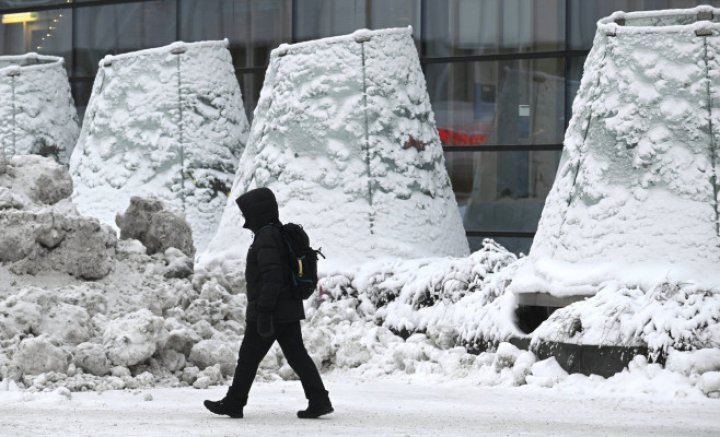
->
xmin=293 ymin=0 xmax=419 ymax=42
xmin=180 ymin=0 xmax=291 ymax=69
xmin=0 ymin=9 xmax=72 ymax=69
xmin=427 ymin=58 xmax=567 ymax=146
xmin=446 ymin=150 xmax=561 ymax=232
xmin=423 ymin=0 xmax=566 ymax=57
xmin=73 ymin=0 xmax=176 ymax=77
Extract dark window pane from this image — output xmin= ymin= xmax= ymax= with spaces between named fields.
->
xmin=468 ymin=236 xmax=533 ymax=255
xmin=566 ymin=55 xmax=585 ymax=122
xmin=0 ymin=9 xmax=72 ymax=70
xmin=423 ymin=0 xmax=565 ymax=58
xmin=294 ymin=0 xmax=419 ymax=42
xmin=427 ymin=58 xmax=566 ymax=146
xmin=70 ymin=77 xmax=93 ymax=118
xmin=568 ymin=0 xmax=712 ymax=50
xmin=74 ymin=0 xmax=176 ymax=77
xmin=237 ymin=71 xmax=265 ymax=122
xmin=446 ymin=150 xmax=561 ymax=233
xmin=180 ymin=0 xmax=291 ymax=69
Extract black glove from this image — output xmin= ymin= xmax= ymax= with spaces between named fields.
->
xmin=257 ymin=311 xmax=275 ymax=338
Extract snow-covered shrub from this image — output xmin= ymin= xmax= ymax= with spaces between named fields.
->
xmin=530 ymin=282 xmax=720 ymax=355
xmin=317 ymin=240 xmax=521 ymax=350
xmin=0 ymin=53 xmax=80 ymax=164
xmin=70 ymin=40 xmax=249 ymax=252
xmin=510 ymin=6 xmax=720 ymax=298
xmin=202 ymin=27 xmax=468 ymax=272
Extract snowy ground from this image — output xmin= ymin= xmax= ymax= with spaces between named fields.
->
xmin=1 ymin=374 xmax=719 ymax=437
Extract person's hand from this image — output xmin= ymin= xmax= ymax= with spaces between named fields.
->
xmin=257 ymin=311 xmax=274 ymax=338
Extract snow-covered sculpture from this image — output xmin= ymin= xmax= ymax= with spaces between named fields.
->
xmin=510 ymin=6 xmax=720 ymax=300
xmin=201 ymin=28 xmax=469 ymax=271
xmin=70 ymin=40 xmax=249 ymax=252
xmin=0 ymin=53 xmax=79 ymax=164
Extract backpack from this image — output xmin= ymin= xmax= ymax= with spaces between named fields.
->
xmin=278 ymin=223 xmax=324 ymax=299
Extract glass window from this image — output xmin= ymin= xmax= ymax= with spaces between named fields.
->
xmin=568 ymin=0 xmax=711 ymax=50
xmin=446 ymin=150 xmax=561 ymax=232
xmin=0 ymin=9 xmax=72 ymax=69
xmin=73 ymin=0 xmax=176 ymax=77
xmin=180 ymin=0 xmax=291 ymax=69
xmin=427 ymin=57 xmax=566 ymax=146
xmin=70 ymin=77 xmax=92 ymax=118
xmin=423 ymin=0 xmax=565 ymax=58
xmin=566 ymin=55 xmax=585 ymax=122
xmin=237 ymin=71 xmax=265 ymax=122
xmin=294 ymin=0 xmax=420 ymax=42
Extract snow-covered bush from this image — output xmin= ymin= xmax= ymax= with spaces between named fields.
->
xmin=70 ymin=40 xmax=249 ymax=252
xmin=0 ymin=53 xmax=80 ymax=164
xmin=510 ymin=5 xmax=720 ymax=298
xmin=202 ymin=27 xmax=468 ymax=272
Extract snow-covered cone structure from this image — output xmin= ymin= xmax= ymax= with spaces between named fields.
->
xmin=510 ymin=6 xmax=720 ymax=302
xmin=69 ymin=40 xmax=249 ymax=252
xmin=0 ymin=53 xmax=79 ymax=164
xmin=202 ymin=28 xmax=469 ymax=271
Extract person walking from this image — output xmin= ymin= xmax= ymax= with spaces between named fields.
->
xmin=203 ymin=187 xmax=333 ymax=419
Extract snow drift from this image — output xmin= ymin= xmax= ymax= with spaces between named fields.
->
xmin=202 ymin=27 xmax=469 ymax=271
xmin=69 ymin=40 xmax=249 ymax=252
xmin=510 ymin=6 xmax=720 ymax=298
xmin=0 ymin=53 xmax=79 ymax=164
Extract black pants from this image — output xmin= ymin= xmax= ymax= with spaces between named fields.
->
xmin=227 ymin=320 xmax=327 ymax=404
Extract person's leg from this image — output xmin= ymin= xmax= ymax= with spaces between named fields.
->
xmin=227 ymin=321 xmax=276 ymax=402
xmin=205 ymin=321 xmax=274 ymax=418
xmin=276 ymin=321 xmax=333 ymax=418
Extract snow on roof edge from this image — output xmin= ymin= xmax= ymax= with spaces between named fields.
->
xmin=597 ymin=5 xmax=720 ymax=34
xmin=271 ymin=26 xmax=413 ymax=58
xmin=0 ymin=52 xmax=65 ymax=75
xmin=97 ymin=39 xmax=230 ymax=68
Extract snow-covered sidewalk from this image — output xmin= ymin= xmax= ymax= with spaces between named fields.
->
xmin=1 ymin=375 xmax=718 ymax=437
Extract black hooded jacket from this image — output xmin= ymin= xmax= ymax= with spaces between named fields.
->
xmin=236 ymin=187 xmax=305 ymax=323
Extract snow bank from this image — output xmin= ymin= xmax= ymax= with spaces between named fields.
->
xmin=0 ymin=155 xmax=117 ymax=280
xmin=0 ymin=53 xmax=80 ymax=164
xmin=510 ymin=6 xmax=720 ymax=297
xmin=69 ymin=40 xmax=249 ymax=252
xmin=202 ymin=27 xmax=468 ymax=272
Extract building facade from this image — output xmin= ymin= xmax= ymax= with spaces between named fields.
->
xmin=0 ymin=0 xmax=715 ymax=253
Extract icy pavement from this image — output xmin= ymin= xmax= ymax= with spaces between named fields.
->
xmin=0 ymin=375 xmax=718 ymax=437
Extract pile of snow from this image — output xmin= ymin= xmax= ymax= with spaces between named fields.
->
xmin=510 ymin=5 xmax=720 ymax=298
xmin=0 ymin=155 xmax=116 ymax=280
xmin=0 ymin=53 xmax=80 ymax=164
xmin=202 ymin=27 xmax=468 ymax=272
xmin=69 ymin=40 xmax=249 ymax=252
xmin=1 ymin=233 xmax=718 ymax=398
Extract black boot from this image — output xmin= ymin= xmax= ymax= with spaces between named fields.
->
xmin=297 ymin=393 xmax=334 ymax=419
xmin=204 ymin=396 xmax=244 ymax=419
